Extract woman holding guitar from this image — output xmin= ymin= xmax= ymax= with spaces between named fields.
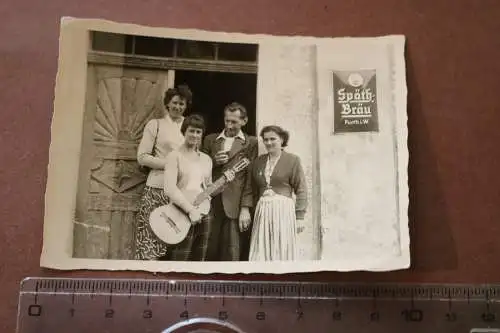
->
xmin=160 ymin=114 xmax=235 ymax=261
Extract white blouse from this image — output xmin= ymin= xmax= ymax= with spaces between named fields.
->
xmin=264 ymin=154 xmax=281 ymax=188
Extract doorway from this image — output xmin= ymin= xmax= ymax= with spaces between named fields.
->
xmin=174 ymin=70 xmax=258 ymax=136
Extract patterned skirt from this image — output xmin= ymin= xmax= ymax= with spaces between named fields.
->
xmin=134 ymin=186 xmax=169 ymax=260
xmin=248 ymin=193 xmax=298 ymax=261
xmin=134 ymin=185 xmax=213 ymax=261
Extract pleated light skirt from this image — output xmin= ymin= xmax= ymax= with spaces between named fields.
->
xmin=249 ymin=193 xmax=297 ymax=261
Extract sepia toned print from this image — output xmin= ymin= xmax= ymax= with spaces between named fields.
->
xmin=40 ymin=17 xmax=409 ymax=274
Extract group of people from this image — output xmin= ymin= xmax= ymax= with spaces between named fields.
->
xmin=133 ymin=85 xmax=308 ymax=262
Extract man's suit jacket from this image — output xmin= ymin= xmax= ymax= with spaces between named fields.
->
xmin=202 ymin=131 xmax=259 ymax=219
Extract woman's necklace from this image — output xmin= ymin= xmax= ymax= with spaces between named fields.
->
xmin=264 ymin=152 xmax=281 ymax=194
xmin=268 ymin=152 xmax=281 ymax=169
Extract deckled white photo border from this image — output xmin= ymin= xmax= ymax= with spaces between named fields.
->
xmin=40 ymin=17 xmax=409 ymax=274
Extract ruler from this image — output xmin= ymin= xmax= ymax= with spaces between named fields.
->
xmin=16 ymin=277 xmax=500 ymax=333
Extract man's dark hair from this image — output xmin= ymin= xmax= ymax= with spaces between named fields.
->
xmin=224 ymin=102 xmax=248 ymax=119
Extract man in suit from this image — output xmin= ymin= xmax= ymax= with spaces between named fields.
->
xmin=202 ymin=102 xmax=259 ymax=261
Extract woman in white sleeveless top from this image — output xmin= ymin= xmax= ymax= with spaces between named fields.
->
xmin=134 ymin=85 xmax=192 ymax=261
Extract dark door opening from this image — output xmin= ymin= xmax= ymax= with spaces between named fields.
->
xmin=174 ymin=70 xmax=258 ymax=136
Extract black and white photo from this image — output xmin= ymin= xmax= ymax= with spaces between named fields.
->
xmin=41 ymin=18 xmax=409 ymax=273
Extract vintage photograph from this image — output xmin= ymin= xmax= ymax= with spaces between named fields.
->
xmin=41 ymin=18 xmax=409 ymax=273
xmin=75 ymin=31 xmax=262 ymax=263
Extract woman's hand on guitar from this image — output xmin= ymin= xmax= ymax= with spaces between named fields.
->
xmin=224 ymin=170 xmax=236 ymax=182
xmin=188 ymin=209 xmax=203 ymax=225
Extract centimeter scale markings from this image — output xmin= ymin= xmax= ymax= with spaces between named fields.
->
xmin=16 ymin=277 xmax=500 ymax=333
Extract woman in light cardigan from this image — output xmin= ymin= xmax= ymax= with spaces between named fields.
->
xmin=241 ymin=125 xmax=308 ymax=261
xmin=134 ymin=85 xmax=193 ymax=261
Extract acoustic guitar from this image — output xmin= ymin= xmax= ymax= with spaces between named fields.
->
xmin=149 ymin=157 xmax=250 ymax=245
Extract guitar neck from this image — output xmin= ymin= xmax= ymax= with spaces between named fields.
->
xmin=191 ymin=158 xmax=250 ymax=207
xmin=193 ymin=176 xmax=227 ymax=206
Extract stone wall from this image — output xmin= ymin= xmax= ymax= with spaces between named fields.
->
xmin=315 ymin=40 xmax=406 ymax=266
xmin=255 ymin=39 xmax=408 ymax=267
xmin=256 ymin=41 xmax=321 ymax=260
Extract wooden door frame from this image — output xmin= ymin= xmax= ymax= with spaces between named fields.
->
xmin=87 ymin=49 xmax=259 ymax=131
xmin=87 ymin=48 xmax=260 ymax=138
xmin=87 ymin=50 xmax=258 ymax=74
xmin=74 ymin=62 xmax=173 ymax=258
xmin=74 ymin=50 xmax=260 ymax=259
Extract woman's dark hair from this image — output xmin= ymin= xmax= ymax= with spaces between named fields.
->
xmin=163 ymin=84 xmax=193 ymax=110
xmin=181 ymin=114 xmax=206 ymax=135
xmin=260 ymin=125 xmax=289 ymax=148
